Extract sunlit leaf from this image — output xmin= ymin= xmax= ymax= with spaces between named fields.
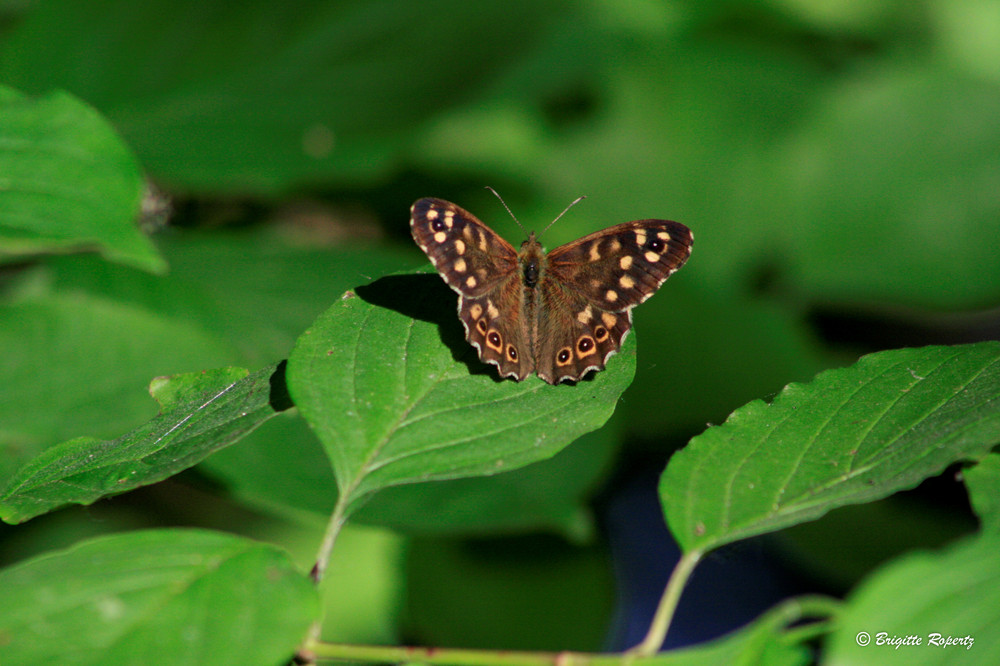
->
xmin=662 ymin=343 xmax=1000 ymax=553
xmin=287 ymin=274 xmax=635 ymax=516
xmin=0 ymin=364 xmax=288 ymax=523
xmin=826 ymin=532 xmax=1000 ymax=664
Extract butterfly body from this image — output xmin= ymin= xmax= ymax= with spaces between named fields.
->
xmin=411 ymin=197 xmax=692 ymax=384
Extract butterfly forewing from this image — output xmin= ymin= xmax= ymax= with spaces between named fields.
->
xmin=410 ymin=198 xmax=518 ymax=298
xmin=412 ymin=197 xmax=534 ymax=380
xmin=545 ymin=220 xmax=693 ymax=312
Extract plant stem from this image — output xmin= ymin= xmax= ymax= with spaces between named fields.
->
xmin=299 ymin=593 xmax=840 ymax=665
xmin=627 ymin=549 xmax=702 ymax=657
xmin=303 ymin=641 xmax=628 ymax=666
xmin=304 ymin=495 xmax=351 ymax=646
xmin=311 ymin=494 xmax=349 ymax=585
xmin=770 ymin=595 xmax=841 ymax=645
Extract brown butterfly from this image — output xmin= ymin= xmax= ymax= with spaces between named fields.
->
xmin=410 ymin=196 xmax=692 ymax=384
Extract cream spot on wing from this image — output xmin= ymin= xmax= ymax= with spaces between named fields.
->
xmin=610 ymin=239 xmax=621 ymax=252
xmin=455 ymin=239 xmax=466 ymax=255
xmin=588 ymin=241 xmax=601 ymax=261
xmin=657 ymin=231 xmax=670 ymax=240
xmin=577 ymin=305 xmax=593 ymax=324
xmin=443 ymin=210 xmax=455 ymax=228
xmin=470 ymin=303 xmax=483 ymax=319
xmin=635 ymin=229 xmax=647 ymax=246
xmin=645 ymin=251 xmax=660 ymax=263
xmin=487 ymin=300 xmax=500 ymax=319
xmin=605 ymin=289 xmax=618 ymax=303
xmin=454 ymin=258 xmax=467 ymax=273
xmin=478 ymin=229 xmax=488 ymax=251
xmin=619 ymin=275 xmax=635 ymax=289
xmin=466 ymin=275 xmax=477 ymax=288
xmin=602 ymin=312 xmax=617 ymax=329
xmin=434 ymin=231 xmax=447 ymax=243
xmin=463 ymin=226 xmax=474 ymax=241
xmin=426 ymin=207 xmax=438 ymax=220
xmin=590 ymin=279 xmax=601 ymax=290
xmin=619 ymin=255 xmax=633 ymax=270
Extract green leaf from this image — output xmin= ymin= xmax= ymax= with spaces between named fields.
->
xmin=205 ymin=415 xmax=615 ymax=538
xmin=149 ymin=367 xmax=253 ymax=412
xmin=0 ymin=292 xmax=239 ymax=482
xmin=198 ymin=414 xmax=338 ymax=519
xmin=781 ymin=70 xmax=1000 ymax=308
xmin=0 ymin=364 xmax=288 ymax=524
xmin=46 ymin=232 xmax=422 ymax=367
xmin=0 ymin=86 xmax=163 ymax=272
xmin=826 ymin=532 xmax=1000 ymax=664
xmin=0 ymin=0 xmax=575 ymax=193
xmin=965 ymin=454 xmax=1000 ymax=535
xmin=355 ymin=427 xmax=616 ymax=537
xmin=287 ymin=273 xmax=635 ymax=516
xmin=641 ymin=597 xmax=820 ymax=666
xmin=661 ymin=342 xmax=1000 ymax=554
xmin=0 ymin=528 xmax=319 ymax=666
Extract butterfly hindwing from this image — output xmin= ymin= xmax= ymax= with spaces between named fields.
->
xmin=458 ymin=278 xmax=534 ymax=381
xmin=534 ymin=278 xmax=633 ymax=384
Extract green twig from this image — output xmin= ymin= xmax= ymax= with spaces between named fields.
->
xmin=300 ymin=593 xmax=840 ymax=665
xmin=304 ymin=494 xmax=350 ymax=645
xmin=311 ymin=494 xmax=349 ymax=584
xmin=304 ymin=641 xmax=624 ymax=666
xmin=627 ymin=549 xmax=702 ymax=657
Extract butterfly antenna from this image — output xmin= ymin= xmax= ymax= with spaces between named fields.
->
xmin=485 ymin=186 xmax=526 ymax=234
xmin=540 ymin=195 xmax=586 ymax=237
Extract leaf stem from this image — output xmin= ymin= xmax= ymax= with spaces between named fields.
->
xmin=627 ymin=549 xmax=702 ymax=657
xmin=304 ymin=494 xmax=351 ymax=645
xmin=311 ymin=494 xmax=350 ymax=585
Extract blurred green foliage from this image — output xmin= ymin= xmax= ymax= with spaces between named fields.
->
xmin=1 ymin=0 xmax=998 ymax=655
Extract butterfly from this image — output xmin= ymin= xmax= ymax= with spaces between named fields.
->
xmin=410 ymin=196 xmax=692 ymax=384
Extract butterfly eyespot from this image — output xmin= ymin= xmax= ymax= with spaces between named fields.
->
xmin=476 ymin=319 xmax=488 ymax=335
xmin=594 ymin=326 xmax=609 ymax=342
xmin=507 ymin=345 xmax=518 ymax=361
xmin=577 ymin=336 xmax=596 ymax=357
xmin=487 ymin=331 xmax=502 ymax=351
xmin=556 ymin=348 xmax=572 ymax=366
xmin=431 ymin=218 xmax=447 ymax=232
xmin=645 ymin=237 xmax=665 ymax=253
